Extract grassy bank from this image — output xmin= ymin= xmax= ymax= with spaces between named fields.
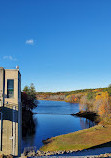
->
xmin=38 ymin=86 xmax=111 ymax=153
xmin=40 ymin=125 xmax=111 ymax=152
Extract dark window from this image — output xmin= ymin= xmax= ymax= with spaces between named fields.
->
xmin=7 ymin=79 xmax=14 ymax=98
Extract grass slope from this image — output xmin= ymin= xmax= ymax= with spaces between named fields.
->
xmin=40 ymin=125 xmax=111 ymax=152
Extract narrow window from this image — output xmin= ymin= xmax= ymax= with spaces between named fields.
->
xmin=7 ymin=79 xmax=14 ymax=98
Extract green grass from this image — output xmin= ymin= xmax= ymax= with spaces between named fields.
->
xmin=40 ymin=125 xmax=111 ymax=152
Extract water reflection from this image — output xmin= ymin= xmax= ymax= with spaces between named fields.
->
xmin=80 ymin=118 xmax=95 ymax=129
xmin=22 ymin=108 xmax=37 ymax=137
xmin=22 ymin=100 xmax=95 ymax=152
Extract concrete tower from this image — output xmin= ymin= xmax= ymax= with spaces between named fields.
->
xmin=0 ymin=67 xmax=22 ymax=156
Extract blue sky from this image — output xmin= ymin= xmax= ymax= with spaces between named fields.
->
xmin=0 ymin=0 xmax=111 ymax=92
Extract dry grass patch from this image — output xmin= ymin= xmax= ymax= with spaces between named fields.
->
xmin=40 ymin=125 xmax=111 ymax=152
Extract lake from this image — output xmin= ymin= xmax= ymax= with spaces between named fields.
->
xmin=22 ymin=100 xmax=95 ymax=152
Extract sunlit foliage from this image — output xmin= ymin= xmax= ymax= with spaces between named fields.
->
xmin=37 ymin=85 xmax=111 ymax=124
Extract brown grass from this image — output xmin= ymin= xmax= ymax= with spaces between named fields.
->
xmin=40 ymin=125 xmax=111 ymax=152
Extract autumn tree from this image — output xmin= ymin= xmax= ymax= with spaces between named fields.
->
xmin=21 ymin=83 xmax=37 ymax=110
xmin=94 ymin=91 xmax=109 ymax=116
xmin=65 ymin=94 xmax=77 ymax=103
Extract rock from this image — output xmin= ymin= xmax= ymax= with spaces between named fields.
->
xmin=0 ymin=155 xmax=4 ymax=158
xmin=21 ymin=156 xmax=27 ymax=158
xmin=27 ymin=150 xmax=36 ymax=157
xmin=61 ymin=151 xmax=65 ymax=154
xmin=45 ymin=151 xmax=51 ymax=156
xmin=36 ymin=150 xmax=42 ymax=155
xmin=7 ymin=155 xmax=13 ymax=158
xmin=66 ymin=150 xmax=71 ymax=154
xmin=103 ymin=153 xmax=109 ymax=157
xmin=20 ymin=154 xmax=27 ymax=158
xmin=42 ymin=138 xmax=50 ymax=144
xmin=64 ymin=150 xmax=67 ymax=154
xmin=31 ymin=151 xmax=36 ymax=156
xmin=40 ymin=151 xmax=45 ymax=155
xmin=70 ymin=150 xmax=74 ymax=153
xmin=0 ymin=155 xmax=13 ymax=158
xmin=57 ymin=151 xmax=63 ymax=155
xmin=23 ymin=150 xmax=29 ymax=156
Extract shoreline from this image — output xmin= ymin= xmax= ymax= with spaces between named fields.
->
xmin=23 ymin=101 xmax=111 ymax=157
xmin=39 ymin=124 xmax=111 ymax=155
xmin=23 ymin=147 xmax=111 ymax=157
xmin=38 ymin=110 xmax=111 ymax=156
xmin=38 ymin=99 xmax=65 ymax=102
xmin=37 ymin=101 xmax=102 ymax=154
xmin=71 ymin=111 xmax=100 ymax=123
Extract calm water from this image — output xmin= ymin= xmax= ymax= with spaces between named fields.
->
xmin=22 ymin=100 xmax=95 ymax=152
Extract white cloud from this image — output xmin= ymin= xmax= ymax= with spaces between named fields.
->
xmin=3 ymin=56 xmax=17 ymax=61
xmin=26 ymin=39 xmax=34 ymax=45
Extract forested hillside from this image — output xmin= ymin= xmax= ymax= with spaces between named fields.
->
xmin=37 ymin=85 xmax=111 ymax=124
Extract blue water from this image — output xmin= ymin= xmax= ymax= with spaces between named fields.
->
xmin=33 ymin=100 xmax=79 ymax=114
xmin=22 ymin=100 xmax=95 ymax=152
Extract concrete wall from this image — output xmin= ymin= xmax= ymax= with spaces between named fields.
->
xmin=0 ymin=68 xmax=21 ymax=156
xmin=5 ymin=69 xmax=19 ymax=105
xmin=0 ymin=68 xmax=4 ymax=107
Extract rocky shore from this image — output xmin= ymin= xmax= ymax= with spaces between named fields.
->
xmin=23 ymin=149 xmax=81 ymax=157
xmin=23 ymin=149 xmax=111 ymax=157
xmin=0 ymin=155 xmax=13 ymax=158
